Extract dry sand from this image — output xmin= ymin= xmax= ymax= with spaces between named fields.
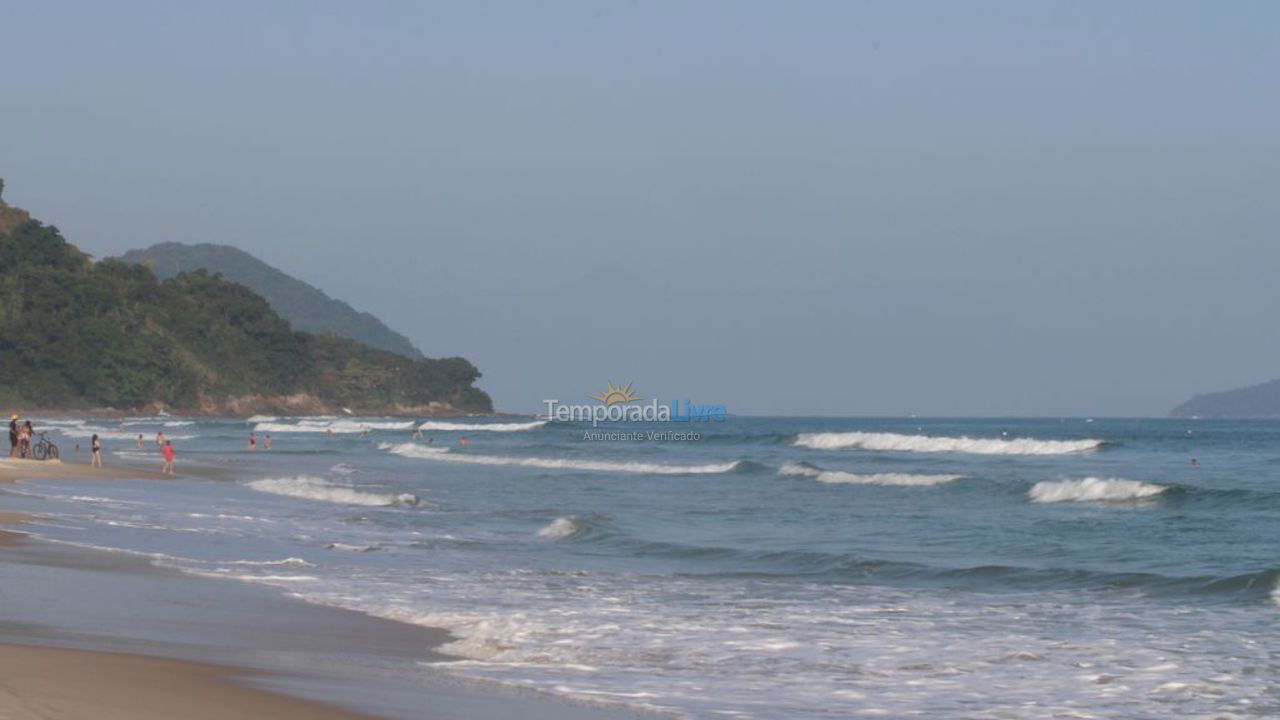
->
xmin=0 ymin=644 xmax=378 ymax=719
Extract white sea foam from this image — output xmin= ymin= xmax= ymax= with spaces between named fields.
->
xmin=254 ymin=420 xmax=415 ymax=434
xmin=779 ymin=462 xmax=822 ymax=477
xmin=223 ymin=557 xmax=316 ymax=568
xmin=54 ymin=426 xmax=194 ymax=441
xmin=538 ymin=517 xmax=583 ymax=539
xmin=1028 ymin=477 xmax=1167 ymax=503
xmin=795 ymin=431 xmax=1103 ymax=455
xmin=246 ymin=415 xmax=278 ymax=424
xmin=327 ymin=542 xmax=378 ymax=553
xmin=382 ymin=442 xmax=742 ymax=475
xmin=779 ymin=462 xmax=960 ymax=486
xmin=418 ymin=420 xmax=547 ymax=432
xmin=815 ymin=471 xmax=961 ymax=486
xmin=246 ymin=476 xmax=420 ymax=507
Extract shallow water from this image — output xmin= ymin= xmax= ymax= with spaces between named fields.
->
xmin=10 ymin=416 xmax=1280 ymax=718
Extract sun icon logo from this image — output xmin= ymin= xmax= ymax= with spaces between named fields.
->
xmin=591 ymin=382 xmax=640 ymax=406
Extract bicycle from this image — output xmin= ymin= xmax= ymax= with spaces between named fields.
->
xmin=31 ymin=432 xmax=59 ymax=461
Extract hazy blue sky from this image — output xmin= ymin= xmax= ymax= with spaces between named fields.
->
xmin=2 ymin=1 xmax=1277 ymax=415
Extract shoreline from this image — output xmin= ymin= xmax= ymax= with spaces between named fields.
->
xmin=14 ymin=408 xmax=533 ymax=419
xmin=0 ymin=459 xmax=654 ymax=720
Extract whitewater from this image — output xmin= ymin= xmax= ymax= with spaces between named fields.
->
xmin=11 ymin=415 xmax=1278 ymax=719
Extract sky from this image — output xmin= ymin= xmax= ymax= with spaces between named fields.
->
xmin=1 ymin=1 xmax=1277 ymax=416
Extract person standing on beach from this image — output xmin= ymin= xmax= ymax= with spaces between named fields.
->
xmin=8 ymin=414 xmax=17 ymax=458
xmin=18 ymin=421 xmax=32 ymax=458
xmin=91 ymin=433 xmax=103 ymax=468
xmin=162 ymin=440 xmax=175 ymax=475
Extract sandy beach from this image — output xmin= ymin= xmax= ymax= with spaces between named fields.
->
xmin=0 ymin=458 xmax=379 ymax=719
xmin=0 ymin=457 xmax=169 ymax=482
xmin=0 ymin=644 xmax=377 ymax=719
xmin=0 ymin=452 xmax=649 ymax=720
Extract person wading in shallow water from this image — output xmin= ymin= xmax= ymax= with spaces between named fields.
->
xmin=162 ymin=440 xmax=175 ymax=476
xmin=8 ymin=414 xmax=17 ymax=458
xmin=91 ymin=433 xmax=103 ymax=468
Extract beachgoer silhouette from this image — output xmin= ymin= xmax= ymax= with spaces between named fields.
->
xmin=162 ymin=440 xmax=175 ymax=475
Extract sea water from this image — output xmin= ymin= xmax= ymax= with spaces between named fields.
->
xmin=8 ymin=416 xmax=1279 ymax=718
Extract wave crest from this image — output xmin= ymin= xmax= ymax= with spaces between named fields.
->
xmin=247 ymin=476 xmax=420 ymax=507
xmin=382 ymin=442 xmax=741 ymax=475
xmin=795 ymin=431 xmax=1102 ymax=455
xmin=418 ymin=420 xmax=547 ymax=432
xmin=254 ymin=420 xmax=415 ymax=434
xmin=779 ymin=463 xmax=959 ymax=486
xmin=1029 ymin=477 xmax=1167 ymax=503
xmin=538 ymin=517 xmax=584 ymax=539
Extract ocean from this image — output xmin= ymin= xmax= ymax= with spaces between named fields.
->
xmin=6 ymin=415 xmax=1277 ymax=718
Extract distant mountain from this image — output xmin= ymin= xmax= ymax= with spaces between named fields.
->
xmin=0 ymin=183 xmax=490 ymax=415
xmin=115 ymin=242 xmax=424 ymax=360
xmin=1170 ymin=378 xmax=1280 ymax=418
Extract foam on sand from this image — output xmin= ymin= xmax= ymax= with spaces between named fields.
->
xmin=1028 ymin=477 xmax=1167 ymax=503
xmin=418 ymin=420 xmax=547 ymax=432
xmin=794 ymin=431 xmax=1103 ymax=455
xmin=382 ymin=442 xmax=742 ymax=475
xmin=779 ymin=463 xmax=960 ymax=486
xmin=247 ymin=476 xmax=420 ymax=507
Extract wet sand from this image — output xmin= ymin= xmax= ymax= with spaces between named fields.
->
xmin=0 ymin=466 xmax=648 ymax=720
xmin=0 ymin=644 xmax=378 ymax=719
xmin=0 ymin=457 xmax=168 ymax=482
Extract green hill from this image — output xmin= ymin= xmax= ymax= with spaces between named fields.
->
xmin=0 ymin=185 xmax=491 ymax=415
xmin=115 ymin=242 xmax=425 ymax=359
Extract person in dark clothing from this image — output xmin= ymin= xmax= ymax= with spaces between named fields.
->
xmin=8 ymin=414 xmax=17 ymax=458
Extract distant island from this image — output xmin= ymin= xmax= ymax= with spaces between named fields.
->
xmin=116 ymin=242 xmax=424 ymax=359
xmin=1170 ymin=378 xmax=1280 ymax=418
xmin=0 ymin=181 xmax=491 ymax=416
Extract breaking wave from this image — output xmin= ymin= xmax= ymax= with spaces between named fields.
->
xmin=418 ymin=420 xmax=547 ymax=432
xmin=254 ymin=420 xmax=415 ymax=434
xmin=246 ymin=476 xmax=420 ymax=507
xmin=382 ymin=442 xmax=742 ymax=475
xmin=1029 ymin=477 xmax=1168 ymax=503
xmin=538 ymin=517 xmax=584 ymax=539
xmin=778 ymin=463 xmax=960 ymax=486
xmin=54 ymin=425 xmax=195 ymax=441
xmin=794 ymin=431 xmax=1103 ymax=455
